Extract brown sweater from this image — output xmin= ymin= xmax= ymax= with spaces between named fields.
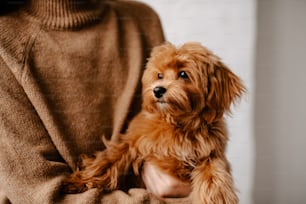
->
xmin=0 ymin=0 xmax=190 ymax=203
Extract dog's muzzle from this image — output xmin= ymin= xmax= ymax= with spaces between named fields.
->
xmin=153 ymin=86 xmax=167 ymax=98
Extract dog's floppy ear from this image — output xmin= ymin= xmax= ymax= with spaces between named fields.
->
xmin=204 ymin=62 xmax=245 ymax=122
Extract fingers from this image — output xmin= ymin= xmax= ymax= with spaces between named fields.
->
xmin=141 ymin=162 xmax=192 ymax=198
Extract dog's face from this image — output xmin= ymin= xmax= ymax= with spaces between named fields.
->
xmin=142 ymin=42 xmax=245 ymax=123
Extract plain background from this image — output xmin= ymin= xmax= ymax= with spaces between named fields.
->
xmin=140 ymin=0 xmax=306 ymax=203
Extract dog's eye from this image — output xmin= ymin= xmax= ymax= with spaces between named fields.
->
xmin=179 ymin=71 xmax=188 ymax=79
xmin=157 ymin=73 xmax=163 ymax=79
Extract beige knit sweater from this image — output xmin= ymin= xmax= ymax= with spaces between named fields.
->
xmin=0 ymin=0 xmax=190 ymax=203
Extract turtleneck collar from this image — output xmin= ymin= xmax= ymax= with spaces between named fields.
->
xmin=22 ymin=0 xmax=107 ymax=30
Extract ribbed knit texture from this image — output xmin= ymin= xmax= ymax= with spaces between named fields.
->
xmin=23 ymin=0 xmax=106 ymax=30
xmin=0 ymin=0 xmax=193 ymax=203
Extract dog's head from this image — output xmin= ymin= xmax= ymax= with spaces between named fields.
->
xmin=142 ymin=42 xmax=245 ymax=124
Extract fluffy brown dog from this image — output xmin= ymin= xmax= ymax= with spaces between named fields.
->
xmin=63 ymin=42 xmax=245 ymax=203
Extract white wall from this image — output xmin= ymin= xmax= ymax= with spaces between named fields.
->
xmin=139 ymin=1 xmax=256 ymax=203
xmin=255 ymin=0 xmax=306 ymax=203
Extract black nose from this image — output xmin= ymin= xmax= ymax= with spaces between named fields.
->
xmin=153 ymin=86 xmax=167 ymax=98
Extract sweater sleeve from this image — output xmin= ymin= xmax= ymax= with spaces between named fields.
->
xmin=0 ymin=56 xmax=173 ymax=204
xmin=0 ymin=55 xmax=97 ymax=203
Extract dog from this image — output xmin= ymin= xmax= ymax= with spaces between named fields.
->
xmin=63 ymin=42 xmax=245 ymax=204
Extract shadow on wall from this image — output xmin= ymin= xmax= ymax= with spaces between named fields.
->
xmin=254 ymin=0 xmax=306 ymax=204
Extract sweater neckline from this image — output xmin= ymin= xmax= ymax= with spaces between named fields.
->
xmin=22 ymin=0 xmax=107 ymax=30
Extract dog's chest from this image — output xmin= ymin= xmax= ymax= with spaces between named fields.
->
xmin=135 ymin=127 xmax=210 ymax=178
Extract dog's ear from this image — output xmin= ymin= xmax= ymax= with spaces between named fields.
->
xmin=204 ymin=62 xmax=245 ymax=122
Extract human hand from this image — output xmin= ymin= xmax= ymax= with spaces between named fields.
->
xmin=141 ymin=162 xmax=192 ymax=198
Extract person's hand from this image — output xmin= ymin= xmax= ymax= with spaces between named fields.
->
xmin=141 ymin=162 xmax=192 ymax=198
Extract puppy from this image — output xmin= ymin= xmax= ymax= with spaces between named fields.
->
xmin=63 ymin=42 xmax=245 ymax=204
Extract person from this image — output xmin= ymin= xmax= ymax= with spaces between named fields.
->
xmin=0 ymin=0 xmax=192 ymax=203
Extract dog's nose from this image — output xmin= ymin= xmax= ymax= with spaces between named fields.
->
xmin=153 ymin=86 xmax=167 ymax=98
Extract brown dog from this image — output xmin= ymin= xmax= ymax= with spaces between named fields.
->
xmin=63 ymin=42 xmax=245 ymax=203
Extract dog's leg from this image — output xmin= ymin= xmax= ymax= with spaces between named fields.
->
xmin=63 ymin=141 xmax=137 ymax=193
xmin=191 ymin=156 xmax=238 ymax=204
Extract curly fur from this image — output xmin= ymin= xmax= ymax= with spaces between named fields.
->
xmin=62 ymin=42 xmax=245 ymax=204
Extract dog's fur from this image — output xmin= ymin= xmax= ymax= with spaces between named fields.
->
xmin=63 ymin=42 xmax=245 ymax=203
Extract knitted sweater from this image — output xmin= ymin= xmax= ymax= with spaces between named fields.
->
xmin=0 ymin=0 xmax=190 ymax=203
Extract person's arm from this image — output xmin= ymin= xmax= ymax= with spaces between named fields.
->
xmin=0 ymin=57 xmax=164 ymax=204
xmin=0 ymin=56 xmax=98 ymax=203
xmin=0 ymin=58 xmax=191 ymax=203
